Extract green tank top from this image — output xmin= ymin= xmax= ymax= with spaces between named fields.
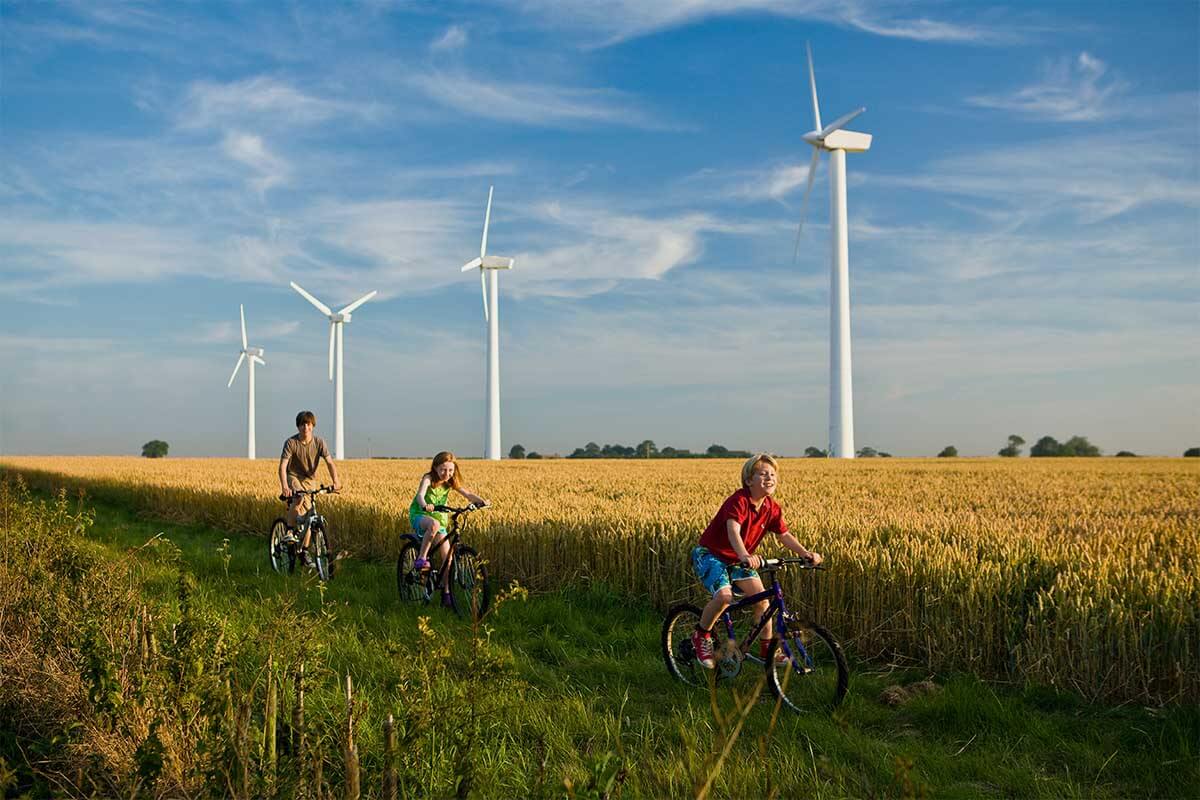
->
xmin=409 ymin=482 xmax=451 ymax=529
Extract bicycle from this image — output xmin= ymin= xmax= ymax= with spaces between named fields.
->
xmin=662 ymin=557 xmax=848 ymax=713
xmin=269 ymin=485 xmax=337 ymax=582
xmin=396 ymin=504 xmax=492 ymax=620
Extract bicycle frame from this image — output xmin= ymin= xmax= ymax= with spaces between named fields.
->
xmin=718 ymin=562 xmax=820 ymax=669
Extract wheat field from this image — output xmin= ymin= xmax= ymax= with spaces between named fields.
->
xmin=2 ymin=455 xmax=1196 ymax=704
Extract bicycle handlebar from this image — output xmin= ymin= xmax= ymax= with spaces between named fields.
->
xmin=432 ymin=503 xmax=489 ymax=515
xmin=279 ymin=485 xmax=338 ymax=503
xmin=760 ymin=557 xmax=824 ymax=571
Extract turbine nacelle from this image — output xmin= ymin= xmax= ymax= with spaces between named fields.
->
xmin=802 ymin=129 xmax=873 ymax=152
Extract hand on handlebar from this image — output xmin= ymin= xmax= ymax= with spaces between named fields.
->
xmin=804 ymin=551 xmax=824 ymax=566
xmin=739 ymin=554 xmax=763 ymax=570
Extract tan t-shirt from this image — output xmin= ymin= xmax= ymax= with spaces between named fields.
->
xmin=281 ymin=435 xmax=331 ymax=480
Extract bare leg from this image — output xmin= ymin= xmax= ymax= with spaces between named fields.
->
xmin=734 ymin=576 xmax=772 ymax=641
xmin=415 ymin=517 xmax=441 ymax=561
xmin=434 ymin=537 xmax=452 ymax=591
xmin=698 ymin=587 xmax=734 ymax=631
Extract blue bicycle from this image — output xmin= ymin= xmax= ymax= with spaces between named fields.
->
xmin=662 ymin=557 xmax=848 ymax=713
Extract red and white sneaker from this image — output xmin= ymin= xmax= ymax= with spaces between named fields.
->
xmin=760 ymin=638 xmax=789 ymax=664
xmin=691 ymin=628 xmax=716 ymax=669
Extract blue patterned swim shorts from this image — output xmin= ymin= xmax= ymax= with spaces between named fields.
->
xmin=691 ymin=545 xmax=759 ymax=596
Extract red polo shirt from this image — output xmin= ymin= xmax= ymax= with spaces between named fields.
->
xmin=697 ymin=487 xmax=789 ymax=564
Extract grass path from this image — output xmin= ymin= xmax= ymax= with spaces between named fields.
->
xmin=65 ymin=496 xmax=1200 ymax=798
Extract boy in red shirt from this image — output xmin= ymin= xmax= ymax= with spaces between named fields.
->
xmin=690 ymin=454 xmax=823 ymax=668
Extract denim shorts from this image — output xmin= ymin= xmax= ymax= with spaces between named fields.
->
xmin=691 ymin=546 xmax=759 ymax=596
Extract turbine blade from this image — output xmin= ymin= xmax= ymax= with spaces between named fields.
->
xmin=482 ymin=255 xmax=514 ymax=269
xmin=339 ymin=290 xmax=377 ymax=316
xmin=290 ymin=281 xmax=333 ymax=316
xmin=461 ymin=257 xmax=483 ymax=272
xmin=792 ymin=149 xmax=821 ymax=264
xmin=252 ymin=355 xmax=266 ymax=366
xmin=807 ymin=42 xmax=822 ymax=131
xmin=328 ymin=322 xmax=336 ymax=382
xmin=239 ymin=304 xmax=248 ymax=350
xmin=480 ymin=185 xmax=494 ymax=258
xmin=480 ymin=270 xmax=489 ymax=322
xmin=227 ymin=352 xmax=246 ymax=388
xmin=819 ymin=107 xmax=866 ymax=138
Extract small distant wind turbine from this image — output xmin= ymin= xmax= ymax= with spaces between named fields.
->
xmin=460 ymin=185 xmax=514 ymax=461
xmin=290 ymin=281 xmax=377 ymax=460
xmin=793 ymin=43 xmax=873 ymax=459
xmin=226 ymin=304 xmax=265 ymax=459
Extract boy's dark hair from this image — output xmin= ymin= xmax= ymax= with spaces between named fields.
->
xmin=295 ymin=410 xmax=317 ymax=428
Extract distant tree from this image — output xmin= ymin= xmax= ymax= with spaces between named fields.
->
xmin=585 ymin=442 xmax=601 ymax=457
xmin=508 ymin=444 xmax=526 ymax=460
xmin=1060 ymin=435 xmax=1101 ymax=457
xmin=1115 ymin=451 xmax=1137 ymax=458
xmin=706 ymin=444 xmax=729 ymax=456
xmin=527 ymin=451 xmax=542 ymax=459
xmin=142 ymin=440 xmax=169 ymax=458
xmin=856 ymin=446 xmax=878 ymax=458
xmin=1184 ymin=447 xmax=1200 ymax=458
xmin=938 ymin=446 xmax=958 ymax=457
xmin=804 ymin=446 xmax=827 ymax=458
xmin=880 ymin=452 xmax=893 ymax=458
xmin=637 ymin=440 xmax=658 ymax=458
xmin=998 ymin=434 xmax=1026 ymax=457
xmin=1030 ymin=436 xmax=1062 ymax=457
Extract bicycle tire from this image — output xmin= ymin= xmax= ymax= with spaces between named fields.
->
xmin=396 ymin=540 xmax=431 ymax=603
xmin=311 ymin=523 xmax=331 ymax=582
xmin=662 ymin=604 xmax=734 ymax=687
xmin=269 ymin=518 xmax=294 ymax=575
xmin=447 ymin=545 xmax=491 ymax=620
xmin=766 ymin=619 xmax=848 ymax=713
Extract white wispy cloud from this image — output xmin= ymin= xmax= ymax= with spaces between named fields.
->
xmin=405 ymin=71 xmax=682 ymax=130
xmin=177 ymin=76 xmax=381 ymax=131
xmin=492 ymin=0 xmax=1021 ymax=46
xmin=431 ymin=24 xmax=469 ymax=51
xmin=221 ymin=131 xmax=290 ymax=195
xmin=967 ymin=52 xmax=1130 ymax=121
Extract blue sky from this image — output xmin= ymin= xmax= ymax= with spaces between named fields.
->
xmin=1 ymin=0 xmax=1197 ymax=458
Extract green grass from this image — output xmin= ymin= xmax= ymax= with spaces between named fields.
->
xmin=10 ymin=489 xmax=1200 ymax=798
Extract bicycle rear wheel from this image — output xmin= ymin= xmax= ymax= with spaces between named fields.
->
xmin=447 ymin=545 xmax=491 ymax=620
xmin=766 ymin=619 xmax=848 ymax=713
xmin=269 ymin=518 xmax=295 ymax=575
xmin=396 ymin=540 xmax=431 ymax=603
xmin=310 ymin=523 xmax=332 ymax=582
xmin=662 ymin=604 xmax=733 ymax=688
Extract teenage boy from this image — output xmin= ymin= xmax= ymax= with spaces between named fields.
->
xmin=279 ymin=410 xmax=341 ymax=550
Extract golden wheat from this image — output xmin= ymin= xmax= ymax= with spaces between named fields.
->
xmin=2 ymin=455 xmax=1196 ymax=703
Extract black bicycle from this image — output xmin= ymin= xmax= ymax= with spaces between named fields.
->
xmin=269 ymin=485 xmax=337 ymax=581
xmin=662 ymin=557 xmax=848 ymax=713
xmin=396 ymin=504 xmax=491 ymax=620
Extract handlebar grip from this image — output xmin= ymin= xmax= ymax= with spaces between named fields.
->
xmin=433 ymin=504 xmax=451 ymax=512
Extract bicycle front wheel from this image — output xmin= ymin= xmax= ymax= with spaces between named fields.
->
xmin=396 ymin=540 xmax=431 ymax=603
xmin=448 ymin=545 xmax=491 ymax=620
xmin=662 ymin=604 xmax=733 ymax=688
xmin=766 ymin=619 xmax=848 ymax=713
xmin=310 ymin=523 xmax=332 ymax=582
xmin=269 ymin=518 xmax=294 ymax=575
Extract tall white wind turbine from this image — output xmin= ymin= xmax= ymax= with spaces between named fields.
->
xmin=289 ymin=281 xmax=377 ymax=460
xmin=226 ymin=304 xmax=266 ymax=459
xmin=460 ymin=185 xmax=515 ymax=460
xmin=793 ymin=43 xmax=872 ymax=459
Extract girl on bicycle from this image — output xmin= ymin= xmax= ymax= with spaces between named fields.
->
xmin=410 ymin=451 xmax=490 ymax=607
xmin=690 ymin=454 xmax=822 ymax=669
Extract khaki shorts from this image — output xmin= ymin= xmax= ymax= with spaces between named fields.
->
xmin=286 ymin=476 xmax=319 ymax=527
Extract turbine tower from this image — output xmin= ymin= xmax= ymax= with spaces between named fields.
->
xmin=793 ymin=43 xmax=872 ymax=459
xmin=290 ymin=281 xmax=377 ymax=460
xmin=460 ymin=185 xmax=515 ymax=460
xmin=226 ymin=304 xmax=265 ymax=459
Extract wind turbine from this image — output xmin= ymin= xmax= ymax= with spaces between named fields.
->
xmin=460 ymin=185 xmax=514 ymax=460
xmin=793 ymin=43 xmax=872 ymax=459
xmin=226 ymin=304 xmax=265 ymax=459
xmin=289 ymin=281 xmax=377 ymax=460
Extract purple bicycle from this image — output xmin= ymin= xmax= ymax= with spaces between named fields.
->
xmin=662 ymin=557 xmax=848 ymax=713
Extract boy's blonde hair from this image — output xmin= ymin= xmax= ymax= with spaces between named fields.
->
xmin=742 ymin=453 xmax=780 ymax=488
